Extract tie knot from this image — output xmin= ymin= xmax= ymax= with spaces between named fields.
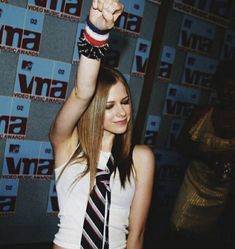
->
xmin=107 ymin=155 xmax=115 ymax=174
xmin=96 ymin=155 xmax=115 ymax=185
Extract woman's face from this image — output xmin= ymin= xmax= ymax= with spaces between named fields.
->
xmin=103 ymin=81 xmax=131 ymax=136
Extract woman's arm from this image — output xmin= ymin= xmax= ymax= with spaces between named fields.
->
xmin=127 ymin=145 xmax=156 ymax=249
xmin=49 ymin=0 xmax=124 ymax=166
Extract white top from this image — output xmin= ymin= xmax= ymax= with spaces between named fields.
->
xmin=53 ymin=151 xmax=136 ymax=249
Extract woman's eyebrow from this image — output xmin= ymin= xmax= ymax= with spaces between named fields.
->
xmin=107 ymin=95 xmax=129 ymax=103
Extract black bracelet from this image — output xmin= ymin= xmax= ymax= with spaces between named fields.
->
xmin=77 ymin=36 xmax=110 ymax=60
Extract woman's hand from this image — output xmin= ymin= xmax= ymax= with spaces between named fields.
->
xmin=89 ymin=0 xmax=124 ymax=30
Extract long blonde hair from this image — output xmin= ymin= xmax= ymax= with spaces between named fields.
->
xmin=62 ymin=66 xmax=134 ymax=189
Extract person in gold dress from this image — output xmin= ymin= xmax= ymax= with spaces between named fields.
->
xmin=169 ymin=59 xmax=235 ymax=249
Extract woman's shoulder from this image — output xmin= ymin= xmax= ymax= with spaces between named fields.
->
xmin=133 ymin=144 xmax=155 ymax=156
xmin=132 ymin=144 xmax=156 ymax=171
xmin=190 ymin=104 xmax=212 ymax=120
xmin=183 ymin=104 xmax=212 ymax=127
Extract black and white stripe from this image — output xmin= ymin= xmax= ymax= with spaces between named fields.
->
xmin=81 ymin=156 xmax=115 ymax=249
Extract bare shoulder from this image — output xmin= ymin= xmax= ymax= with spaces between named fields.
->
xmin=132 ymin=144 xmax=156 ymax=172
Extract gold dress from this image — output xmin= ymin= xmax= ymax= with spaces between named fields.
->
xmin=171 ymin=108 xmax=235 ymax=236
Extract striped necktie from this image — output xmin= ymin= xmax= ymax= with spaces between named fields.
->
xmin=81 ymin=155 xmax=115 ymax=249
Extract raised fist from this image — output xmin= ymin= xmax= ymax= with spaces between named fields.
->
xmin=89 ymin=0 xmax=124 ymax=30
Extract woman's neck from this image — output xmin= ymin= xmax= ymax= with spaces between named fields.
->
xmin=101 ymin=132 xmax=115 ymax=152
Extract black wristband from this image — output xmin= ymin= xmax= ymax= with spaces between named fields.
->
xmin=77 ymin=36 xmax=110 ymax=60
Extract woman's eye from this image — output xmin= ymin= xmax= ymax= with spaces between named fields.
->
xmin=122 ymin=99 xmax=129 ymax=105
xmin=106 ymin=104 xmax=113 ymax=110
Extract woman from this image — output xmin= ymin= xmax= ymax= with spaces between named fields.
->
xmin=169 ymin=59 xmax=235 ymax=248
xmin=49 ymin=0 xmax=155 ymax=248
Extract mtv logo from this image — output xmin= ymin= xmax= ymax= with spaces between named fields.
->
xmin=139 ymin=43 xmax=147 ymax=52
xmin=188 ymin=57 xmax=195 ymax=65
xmin=144 ymin=131 xmax=157 ymax=146
xmin=45 ymin=148 xmax=52 ymax=154
xmin=169 ymin=87 xmax=177 ymax=96
xmin=9 ymin=144 xmax=20 ymax=153
xmin=150 ymin=121 xmax=157 ymax=127
xmin=5 ymin=185 xmax=13 ymax=191
xmin=134 ymin=4 xmax=140 ymax=10
xmin=166 ymin=52 xmax=171 ymax=58
xmin=22 ymin=60 xmax=33 ymax=71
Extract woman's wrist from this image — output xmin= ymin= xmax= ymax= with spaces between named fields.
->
xmin=77 ymin=16 xmax=110 ymax=60
xmin=86 ymin=16 xmax=110 ymax=35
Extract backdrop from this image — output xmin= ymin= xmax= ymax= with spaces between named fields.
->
xmin=0 ymin=0 xmax=234 ymax=245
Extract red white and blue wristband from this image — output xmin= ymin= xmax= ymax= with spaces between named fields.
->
xmin=78 ymin=17 xmax=110 ymax=60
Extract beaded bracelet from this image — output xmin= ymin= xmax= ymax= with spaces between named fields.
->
xmin=77 ymin=17 xmax=110 ymax=60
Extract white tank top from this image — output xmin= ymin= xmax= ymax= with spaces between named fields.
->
xmin=53 ymin=151 xmax=135 ymax=249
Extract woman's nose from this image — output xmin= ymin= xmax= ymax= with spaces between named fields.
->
xmin=116 ymin=104 xmax=126 ymax=116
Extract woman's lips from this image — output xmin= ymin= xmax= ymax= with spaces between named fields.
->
xmin=114 ymin=119 xmax=127 ymax=125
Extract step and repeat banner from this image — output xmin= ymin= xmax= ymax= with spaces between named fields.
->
xmin=143 ymin=0 xmax=235 ymax=239
xmin=0 ymin=0 xmax=234 ymax=244
xmin=0 ymin=0 xmax=159 ymax=243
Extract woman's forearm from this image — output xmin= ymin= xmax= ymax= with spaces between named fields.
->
xmin=126 ymin=231 xmax=144 ymax=249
